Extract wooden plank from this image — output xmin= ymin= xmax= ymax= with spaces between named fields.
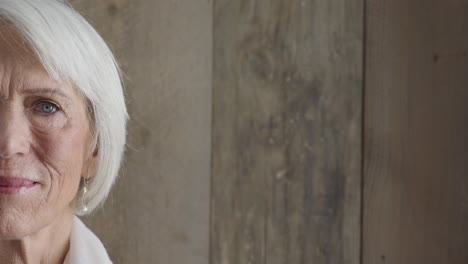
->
xmin=211 ymin=0 xmax=363 ymax=263
xmin=69 ymin=0 xmax=212 ymax=263
xmin=363 ymin=0 xmax=468 ymax=263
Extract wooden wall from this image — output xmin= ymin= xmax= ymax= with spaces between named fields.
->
xmin=211 ymin=0 xmax=363 ymax=263
xmin=363 ymin=0 xmax=468 ymax=263
xmin=66 ymin=0 xmax=468 ymax=263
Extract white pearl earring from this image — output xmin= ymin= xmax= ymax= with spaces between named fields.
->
xmin=82 ymin=178 xmax=90 ymax=212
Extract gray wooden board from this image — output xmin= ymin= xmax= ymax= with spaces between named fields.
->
xmin=69 ymin=1 xmax=212 ymax=263
xmin=211 ymin=0 xmax=363 ymax=263
xmin=363 ymin=0 xmax=468 ymax=263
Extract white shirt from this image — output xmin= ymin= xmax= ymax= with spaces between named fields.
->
xmin=63 ymin=216 xmax=112 ymax=264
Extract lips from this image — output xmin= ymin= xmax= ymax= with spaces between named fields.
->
xmin=0 ymin=176 xmax=39 ymax=194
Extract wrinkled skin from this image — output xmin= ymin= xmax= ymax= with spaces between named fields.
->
xmin=0 ymin=25 xmax=96 ymax=263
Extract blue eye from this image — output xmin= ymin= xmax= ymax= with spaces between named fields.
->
xmin=35 ymin=102 xmax=59 ymax=114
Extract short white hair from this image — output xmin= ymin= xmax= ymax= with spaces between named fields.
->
xmin=0 ymin=0 xmax=128 ymax=215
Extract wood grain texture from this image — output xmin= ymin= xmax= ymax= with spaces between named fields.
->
xmin=363 ymin=0 xmax=468 ymax=263
xmin=211 ymin=0 xmax=363 ymax=263
xmin=68 ymin=0 xmax=212 ymax=263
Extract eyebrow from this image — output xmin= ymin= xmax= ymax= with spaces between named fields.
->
xmin=21 ymin=87 xmax=71 ymax=100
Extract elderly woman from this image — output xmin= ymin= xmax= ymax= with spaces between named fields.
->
xmin=0 ymin=0 xmax=127 ymax=263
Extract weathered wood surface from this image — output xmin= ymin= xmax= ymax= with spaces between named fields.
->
xmin=69 ymin=0 xmax=212 ymax=263
xmin=211 ymin=0 xmax=364 ymax=263
xmin=363 ymin=0 xmax=468 ymax=263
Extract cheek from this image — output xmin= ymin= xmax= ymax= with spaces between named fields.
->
xmin=35 ymin=127 xmax=87 ymax=165
xmin=30 ymin=117 xmax=90 ymax=198
xmin=28 ymin=106 xmax=89 ymax=164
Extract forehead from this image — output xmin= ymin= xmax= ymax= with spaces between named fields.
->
xmin=0 ymin=21 xmax=37 ymax=65
xmin=0 ymin=23 xmax=68 ymax=97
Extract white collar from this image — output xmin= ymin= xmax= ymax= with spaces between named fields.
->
xmin=63 ymin=216 xmax=112 ymax=264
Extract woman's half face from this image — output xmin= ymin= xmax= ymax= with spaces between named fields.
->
xmin=0 ymin=26 xmax=94 ymax=239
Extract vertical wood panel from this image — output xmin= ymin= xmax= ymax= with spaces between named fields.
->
xmin=69 ymin=1 xmax=212 ymax=263
xmin=211 ymin=0 xmax=363 ymax=263
xmin=364 ymin=0 xmax=468 ymax=263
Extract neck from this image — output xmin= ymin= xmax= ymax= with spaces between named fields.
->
xmin=0 ymin=211 xmax=73 ymax=264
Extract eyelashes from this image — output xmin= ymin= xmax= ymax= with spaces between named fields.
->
xmin=32 ymin=100 xmax=61 ymax=115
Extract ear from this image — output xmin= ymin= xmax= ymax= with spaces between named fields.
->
xmin=92 ymin=148 xmax=98 ymax=158
xmin=83 ymin=148 xmax=98 ymax=179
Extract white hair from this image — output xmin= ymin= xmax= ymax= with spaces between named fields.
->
xmin=0 ymin=0 xmax=128 ymax=215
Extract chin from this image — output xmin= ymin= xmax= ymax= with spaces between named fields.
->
xmin=0 ymin=217 xmax=32 ymax=240
xmin=0 ymin=207 xmax=49 ymax=240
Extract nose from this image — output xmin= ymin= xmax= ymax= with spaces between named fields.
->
xmin=0 ymin=107 xmax=31 ymax=159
